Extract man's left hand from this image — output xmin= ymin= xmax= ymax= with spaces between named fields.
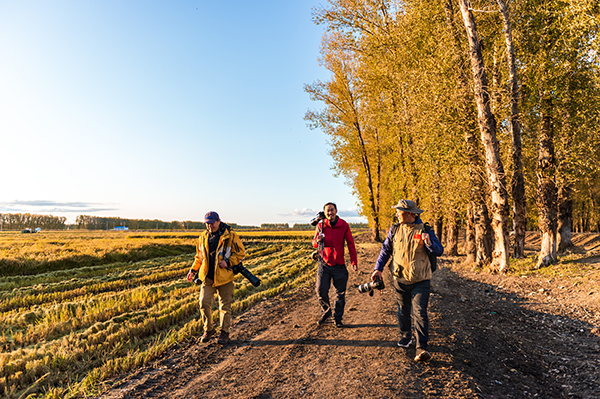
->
xmin=351 ymin=264 xmax=358 ymax=272
xmin=218 ymin=260 xmax=228 ymax=268
xmin=422 ymin=232 xmax=432 ymax=246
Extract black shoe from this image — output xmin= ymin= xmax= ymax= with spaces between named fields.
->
xmin=335 ymin=319 xmax=344 ymax=328
xmin=414 ymin=348 xmax=432 ymax=362
xmin=397 ymin=336 xmax=412 ymax=348
xmin=217 ymin=331 xmax=230 ymax=344
xmin=200 ymin=329 xmax=216 ymax=343
xmin=317 ymin=310 xmax=332 ymax=325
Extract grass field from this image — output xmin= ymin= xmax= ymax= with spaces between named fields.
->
xmin=0 ymin=230 xmax=317 ymax=398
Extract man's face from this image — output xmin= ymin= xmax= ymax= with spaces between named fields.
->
xmin=324 ymin=204 xmax=337 ymax=221
xmin=397 ymin=210 xmax=416 ymax=224
xmin=206 ymin=219 xmax=220 ymax=233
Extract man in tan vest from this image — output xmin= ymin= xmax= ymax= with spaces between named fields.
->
xmin=371 ymin=199 xmax=444 ymax=362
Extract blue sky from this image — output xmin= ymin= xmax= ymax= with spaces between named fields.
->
xmin=0 ymin=0 xmax=366 ymax=226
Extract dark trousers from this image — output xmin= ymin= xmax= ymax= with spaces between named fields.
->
xmin=393 ymin=278 xmax=431 ymax=350
xmin=316 ymin=263 xmax=349 ymax=321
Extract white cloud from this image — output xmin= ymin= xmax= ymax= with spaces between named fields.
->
xmin=282 ymin=208 xmax=319 ymax=218
xmin=0 ymin=200 xmax=118 ymax=214
xmin=281 ymin=207 xmax=364 ymax=221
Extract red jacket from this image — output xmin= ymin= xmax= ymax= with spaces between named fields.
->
xmin=312 ymin=217 xmax=358 ymax=267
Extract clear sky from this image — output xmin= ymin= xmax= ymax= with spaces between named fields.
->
xmin=0 ymin=0 xmax=366 ymax=227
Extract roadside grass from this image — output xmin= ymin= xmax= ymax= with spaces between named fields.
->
xmin=508 ymin=254 xmax=600 ymax=281
xmin=0 ymin=231 xmax=316 ymax=399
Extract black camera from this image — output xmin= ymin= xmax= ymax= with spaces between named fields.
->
xmin=190 ymin=271 xmax=202 ymax=285
xmin=311 ymin=250 xmax=320 ymax=261
xmin=189 ymin=264 xmax=261 ymax=288
xmin=230 ymin=263 xmax=261 ymax=287
xmin=358 ymin=275 xmax=385 ymax=296
xmin=310 ymin=211 xmax=326 ymax=226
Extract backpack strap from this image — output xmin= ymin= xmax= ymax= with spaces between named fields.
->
xmin=422 ymin=223 xmax=437 ymax=272
xmin=390 ymin=223 xmax=400 ymax=239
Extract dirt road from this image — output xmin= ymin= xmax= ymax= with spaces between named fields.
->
xmin=96 ymin=234 xmax=600 ymax=399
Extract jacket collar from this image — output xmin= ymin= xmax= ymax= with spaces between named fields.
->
xmin=324 ymin=216 xmax=340 ymax=228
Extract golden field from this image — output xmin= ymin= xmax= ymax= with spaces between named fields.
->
xmin=0 ymin=230 xmax=316 ymax=398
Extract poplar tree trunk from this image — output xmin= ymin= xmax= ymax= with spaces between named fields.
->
xmin=435 ymin=218 xmax=444 ymax=246
xmin=391 ymin=96 xmax=420 ymax=204
xmin=354 ymin=121 xmax=382 ymax=242
xmin=557 ymin=181 xmax=573 ymax=251
xmin=464 ymin=203 xmax=492 ymax=267
xmin=556 ymin=85 xmax=574 ymax=251
xmin=497 ymin=0 xmax=526 ymax=259
xmin=458 ymin=0 xmax=510 ymax=273
xmin=536 ymin=95 xmax=558 ymax=268
xmin=465 ymin=204 xmax=476 ymax=264
xmin=445 ymin=212 xmax=459 ymax=256
xmin=443 ymin=0 xmax=492 ymax=266
xmin=374 ymin=129 xmax=382 ymax=242
xmin=475 ymin=202 xmax=493 ymax=266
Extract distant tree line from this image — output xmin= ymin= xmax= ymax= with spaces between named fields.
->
xmin=306 ymin=0 xmax=600 ymax=271
xmin=293 ymin=222 xmax=369 ymax=230
xmin=74 ymin=215 xmax=209 ymax=230
xmin=0 ymin=212 xmax=368 ymax=232
xmin=260 ymin=223 xmax=290 ymax=229
xmin=0 ymin=213 xmax=67 ymax=231
xmin=74 ymin=216 xmax=270 ymax=231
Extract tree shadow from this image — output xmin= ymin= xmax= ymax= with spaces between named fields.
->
xmin=429 ymin=266 xmax=599 ymax=399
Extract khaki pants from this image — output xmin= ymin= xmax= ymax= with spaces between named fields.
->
xmin=200 ymin=279 xmax=234 ymax=334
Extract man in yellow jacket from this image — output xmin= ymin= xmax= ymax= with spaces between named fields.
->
xmin=187 ymin=211 xmax=245 ymax=344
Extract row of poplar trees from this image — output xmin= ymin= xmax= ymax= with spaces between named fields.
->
xmin=305 ymin=0 xmax=600 ymax=272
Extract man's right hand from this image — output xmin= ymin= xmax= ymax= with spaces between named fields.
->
xmin=186 ymin=270 xmax=195 ymax=282
xmin=371 ymin=270 xmax=382 ymax=282
xmin=316 ymin=233 xmax=325 ymax=242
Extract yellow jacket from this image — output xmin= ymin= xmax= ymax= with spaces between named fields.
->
xmin=191 ymin=224 xmax=245 ymax=287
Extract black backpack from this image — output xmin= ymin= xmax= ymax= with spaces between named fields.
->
xmin=390 ymin=222 xmax=438 ymax=272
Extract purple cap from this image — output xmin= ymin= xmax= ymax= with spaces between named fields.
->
xmin=204 ymin=211 xmax=220 ymax=223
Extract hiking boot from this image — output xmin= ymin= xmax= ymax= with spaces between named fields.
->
xmin=200 ymin=329 xmax=216 ymax=343
xmin=217 ymin=331 xmax=230 ymax=344
xmin=414 ymin=348 xmax=432 ymax=362
xmin=397 ymin=336 xmax=413 ymax=348
xmin=317 ymin=310 xmax=332 ymax=325
xmin=335 ymin=319 xmax=344 ymax=328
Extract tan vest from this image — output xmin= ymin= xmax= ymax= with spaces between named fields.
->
xmin=392 ymin=222 xmax=432 ymax=284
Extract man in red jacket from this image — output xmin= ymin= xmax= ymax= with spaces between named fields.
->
xmin=312 ymin=202 xmax=358 ymax=327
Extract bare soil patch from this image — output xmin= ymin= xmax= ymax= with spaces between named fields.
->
xmin=95 ymin=233 xmax=600 ymax=399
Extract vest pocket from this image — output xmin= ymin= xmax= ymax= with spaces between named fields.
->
xmin=404 ymin=258 xmax=428 ymax=282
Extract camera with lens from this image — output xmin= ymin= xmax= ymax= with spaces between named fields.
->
xmin=310 ymin=211 xmax=326 ymax=226
xmin=357 ymin=275 xmax=385 ymax=296
xmin=311 ymin=250 xmax=320 ymax=261
xmin=189 ymin=270 xmax=202 ymax=285
xmin=230 ymin=262 xmax=261 ymax=287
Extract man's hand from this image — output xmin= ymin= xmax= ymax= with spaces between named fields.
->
xmin=371 ymin=270 xmax=382 ymax=282
xmin=351 ymin=263 xmax=358 ymax=272
xmin=218 ymin=260 xmax=228 ymax=268
xmin=316 ymin=233 xmax=325 ymax=242
xmin=422 ymin=232 xmax=432 ymax=246
xmin=186 ymin=270 xmax=195 ymax=282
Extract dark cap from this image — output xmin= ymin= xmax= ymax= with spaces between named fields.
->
xmin=204 ymin=211 xmax=220 ymax=223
